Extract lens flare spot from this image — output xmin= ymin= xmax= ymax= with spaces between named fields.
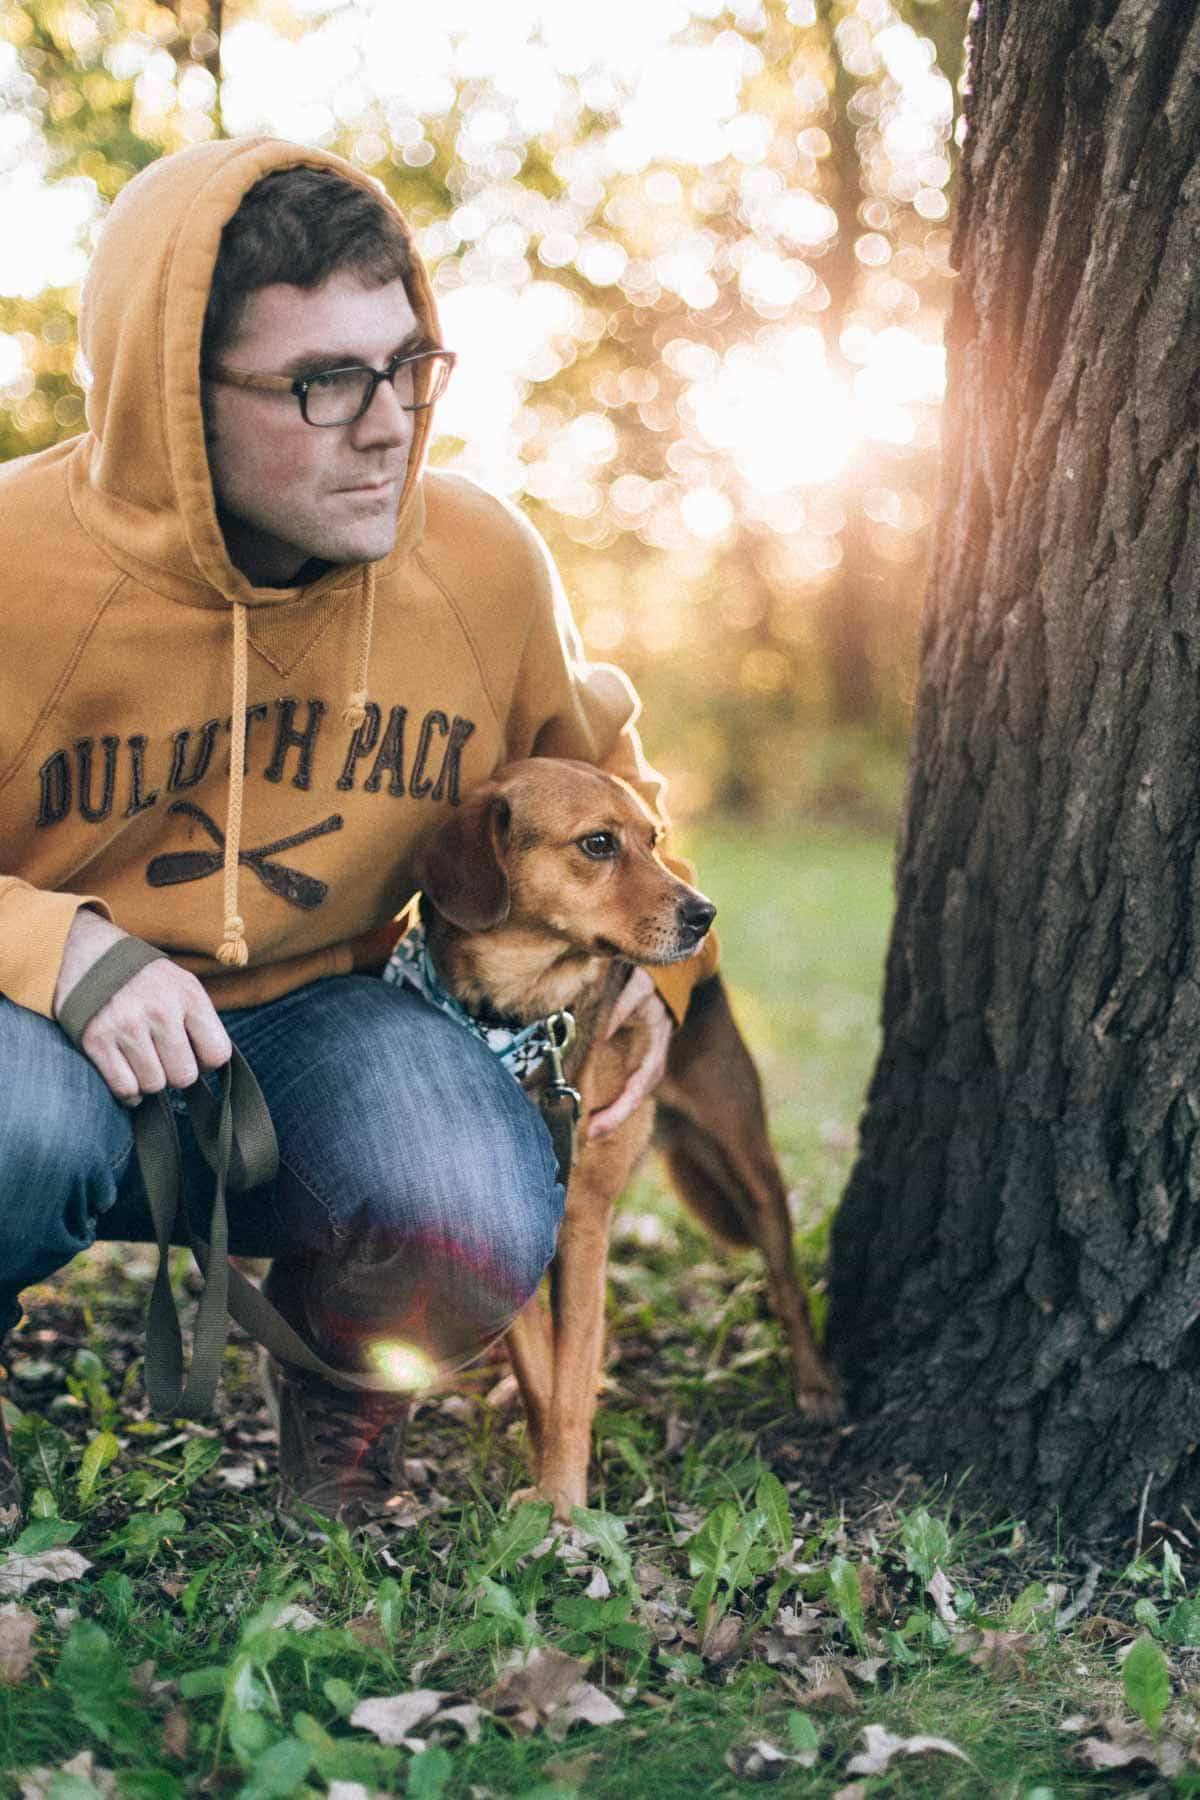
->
xmin=368 ymin=1339 xmax=439 ymax=1392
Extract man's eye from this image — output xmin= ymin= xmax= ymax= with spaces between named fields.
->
xmin=578 ymin=832 xmax=618 ymax=859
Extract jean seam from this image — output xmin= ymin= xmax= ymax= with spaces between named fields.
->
xmin=276 ymin=1153 xmax=349 ymax=1244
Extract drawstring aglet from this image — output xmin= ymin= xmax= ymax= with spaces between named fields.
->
xmin=343 ymin=691 xmax=369 ymax=732
xmin=216 ymin=915 xmax=249 ymax=968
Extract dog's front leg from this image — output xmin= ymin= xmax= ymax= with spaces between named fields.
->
xmin=534 ymin=1184 xmax=614 ymax=1523
xmin=506 ymin=1293 xmax=554 ymax=1478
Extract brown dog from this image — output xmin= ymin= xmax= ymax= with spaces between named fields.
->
xmin=413 ymin=758 xmax=838 ymax=1519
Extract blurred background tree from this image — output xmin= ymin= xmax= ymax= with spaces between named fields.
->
xmin=0 ymin=0 xmax=967 ymax=820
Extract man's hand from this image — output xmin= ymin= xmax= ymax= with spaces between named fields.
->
xmin=53 ymin=910 xmax=233 ymax=1107
xmin=587 ymin=967 xmax=673 ymax=1141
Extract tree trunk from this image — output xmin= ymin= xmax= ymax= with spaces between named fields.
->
xmin=827 ymin=0 xmax=1200 ymax=1535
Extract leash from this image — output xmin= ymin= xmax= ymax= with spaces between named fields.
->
xmin=58 ymin=939 xmax=431 ymax=1417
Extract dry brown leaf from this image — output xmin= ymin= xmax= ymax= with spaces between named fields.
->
xmin=700 ymin=1613 xmax=741 ymax=1662
xmin=1076 ymin=1733 xmax=1187 ymax=1776
xmin=18 ymin=1749 xmax=117 ymax=1799
xmin=0 ymin=1549 xmax=91 ymax=1599
xmin=846 ymin=1657 xmax=887 ymax=1686
xmin=724 ymin=1737 xmax=816 ymax=1779
xmin=430 ymin=1702 xmax=484 ymax=1745
xmin=544 ymin=1681 xmax=625 ymax=1741
xmin=0 ymin=1605 xmax=35 ymax=1685
xmin=856 ymin=1562 xmax=892 ymax=1620
xmin=792 ymin=1666 xmax=859 ymax=1715
xmin=925 ymin=1569 xmax=957 ymax=1627
xmin=584 ymin=1567 xmax=611 ymax=1601
xmin=1078 ymin=1615 xmax=1134 ymax=1643
xmin=350 ymin=1690 xmax=450 ymax=1746
xmin=0 ymin=1504 xmax=20 ymax=1538
xmin=957 ymin=1628 xmax=1036 ymax=1678
xmin=483 ymin=1646 xmax=586 ymax=1732
xmin=346 ymin=1615 xmax=390 ymax=1653
xmin=847 ymin=1724 xmax=970 ymax=1776
xmin=130 ymin=1659 xmax=156 ymax=1696
xmin=162 ymin=1703 xmax=189 ymax=1760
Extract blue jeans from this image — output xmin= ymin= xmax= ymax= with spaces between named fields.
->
xmin=0 ymin=975 xmax=564 ymax=1375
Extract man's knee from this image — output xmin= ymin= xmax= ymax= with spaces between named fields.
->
xmin=0 ymin=1000 xmax=132 ymax=1260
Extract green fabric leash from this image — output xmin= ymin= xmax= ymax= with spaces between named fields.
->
xmin=58 ymin=938 xmax=420 ymax=1416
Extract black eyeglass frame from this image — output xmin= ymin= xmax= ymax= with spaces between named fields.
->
xmin=207 ymin=347 xmax=457 ymax=427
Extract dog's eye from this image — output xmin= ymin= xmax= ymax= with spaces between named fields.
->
xmin=577 ymin=831 xmax=618 ymax=860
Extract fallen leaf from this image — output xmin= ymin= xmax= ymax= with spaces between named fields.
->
xmin=832 ymin=1786 xmax=868 ymax=1800
xmin=327 ymin=1785 xmax=373 ymax=1800
xmin=483 ymin=1647 xmax=586 ymax=1734
xmin=846 ymin=1657 xmax=887 ymax=1686
xmin=544 ymin=1681 xmax=625 ymax=1741
xmin=724 ymin=1737 xmax=815 ymax=1779
xmin=700 ymin=1614 xmax=741 ymax=1662
xmin=0 ymin=1549 xmax=91 ymax=1598
xmin=346 ymin=1615 xmax=390 ymax=1653
xmin=1057 ymin=1714 xmax=1091 ymax=1735
xmin=584 ymin=1567 xmax=611 ymax=1601
xmin=925 ymin=1570 xmax=958 ymax=1628
xmin=1078 ymin=1615 xmax=1134 ymax=1643
xmin=0 ymin=1505 xmax=20 ymax=1538
xmin=429 ymin=1702 xmax=483 ymax=1745
xmin=857 ymin=1562 xmax=892 ymax=1619
xmin=18 ymin=1749 xmax=117 ymax=1799
xmin=0 ymin=1605 xmax=35 ymax=1684
xmin=274 ymin=1604 xmax=321 ymax=1632
xmin=792 ymin=1667 xmax=859 ymax=1715
xmin=847 ymin=1725 xmax=970 ymax=1776
xmin=957 ymin=1628 xmax=1036 ymax=1678
xmin=216 ymin=1464 xmax=258 ymax=1491
xmin=162 ymin=1703 xmax=188 ymax=1759
xmin=350 ymin=1690 xmax=450 ymax=1745
xmin=1072 ymin=1720 xmax=1187 ymax=1778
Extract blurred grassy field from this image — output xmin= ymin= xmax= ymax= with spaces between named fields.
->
xmin=661 ymin=818 xmax=897 ymax=1249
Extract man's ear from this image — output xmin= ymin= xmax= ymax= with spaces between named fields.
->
xmin=414 ymin=789 xmax=512 ymax=931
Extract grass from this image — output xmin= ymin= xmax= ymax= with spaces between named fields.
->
xmin=0 ymin=819 xmax=1193 ymax=1797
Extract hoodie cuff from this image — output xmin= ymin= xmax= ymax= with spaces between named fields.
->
xmin=0 ymin=890 xmax=115 ymax=1021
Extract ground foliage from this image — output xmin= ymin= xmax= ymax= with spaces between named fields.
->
xmin=3 ymin=825 xmax=1198 ymax=1797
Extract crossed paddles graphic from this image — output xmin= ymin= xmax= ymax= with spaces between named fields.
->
xmin=146 ymin=801 xmax=344 ymax=910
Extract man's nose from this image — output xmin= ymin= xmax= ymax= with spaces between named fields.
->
xmin=350 ymin=375 xmax=412 ymax=448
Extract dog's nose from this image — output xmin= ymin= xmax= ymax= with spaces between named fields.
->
xmin=677 ymin=895 xmax=717 ymax=940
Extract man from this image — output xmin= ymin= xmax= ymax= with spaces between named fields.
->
xmin=0 ymin=139 xmax=715 ymax=1522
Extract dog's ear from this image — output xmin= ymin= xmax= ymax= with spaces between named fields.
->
xmin=415 ymin=789 xmax=513 ymax=931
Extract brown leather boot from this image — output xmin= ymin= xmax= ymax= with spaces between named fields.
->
xmin=260 ymin=1352 xmax=409 ymax=1526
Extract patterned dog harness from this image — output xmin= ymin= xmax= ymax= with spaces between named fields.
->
xmin=383 ymin=921 xmax=581 ymax=1182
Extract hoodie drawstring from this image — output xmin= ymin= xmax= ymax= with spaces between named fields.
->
xmin=343 ymin=563 xmax=375 ymax=733
xmin=213 ymin=569 xmax=377 ymax=969
xmin=216 ymin=599 xmax=250 ymax=968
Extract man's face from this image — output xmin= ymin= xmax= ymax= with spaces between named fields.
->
xmin=203 ymin=272 xmax=422 ymax=585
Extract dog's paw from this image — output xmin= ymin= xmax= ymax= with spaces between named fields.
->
xmin=794 ymin=1382 xmax=843 ymax=1425
xmin=509 ymin=1480 xmax=581 ymax=1524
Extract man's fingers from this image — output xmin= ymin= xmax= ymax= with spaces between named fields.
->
xmin=185 ymin=1000 xmax=234 ymax=1073
xmin=603 ymin=966 xmax=655 ymax=1039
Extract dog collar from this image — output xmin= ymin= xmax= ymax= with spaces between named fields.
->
xmin=383 ymin=921 xmax=557 ymax=1082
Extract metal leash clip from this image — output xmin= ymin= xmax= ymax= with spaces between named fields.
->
xmin=544 ymin=1010 xmax=581 ymax=1120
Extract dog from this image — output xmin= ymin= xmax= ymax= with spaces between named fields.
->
xmin=409 ymin=757 xmax=839 ymax=1519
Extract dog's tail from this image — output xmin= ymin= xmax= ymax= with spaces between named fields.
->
xmin=652 ymin=973 xmax=782 ymax=1248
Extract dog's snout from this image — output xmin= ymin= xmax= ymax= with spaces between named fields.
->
xmin=677 ymin=894 xmax=717 ymax=940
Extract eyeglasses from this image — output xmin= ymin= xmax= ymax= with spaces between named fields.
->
xmin=207 ymin=347 xmax=456 ymax=427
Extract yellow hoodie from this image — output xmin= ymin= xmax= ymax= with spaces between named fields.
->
xmin=0 ymin=137 xmax=716 ymax=1027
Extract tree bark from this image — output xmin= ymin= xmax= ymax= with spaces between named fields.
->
xmin=827 ymin=0 xmax=1200 ymax=1535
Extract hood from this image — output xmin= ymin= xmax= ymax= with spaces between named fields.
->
xmin=71 ymin=135 xmax=439 ymax=611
